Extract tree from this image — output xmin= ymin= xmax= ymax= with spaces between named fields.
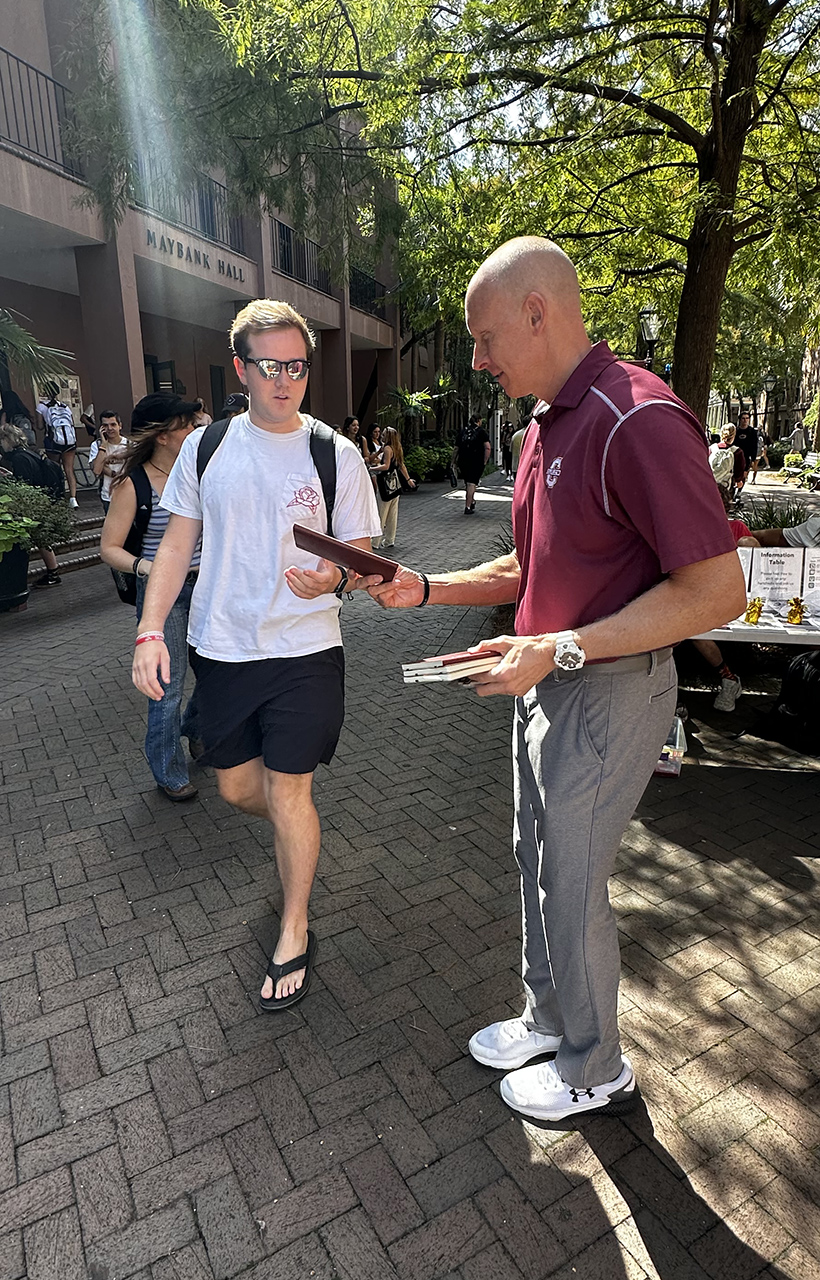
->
xmin=67 ymin=0 xmax=820 ymax=422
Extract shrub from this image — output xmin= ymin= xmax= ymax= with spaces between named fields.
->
xmin=782 ymin=452 xmax=804 ymax=468
xmin=743 ymin=495 xmax=809 ymax=530
xmin=404 ymin=444 xmax=453 ymax=482
xmin=0 ymin=479 xmax=74 ymax=550
xmin=766 ymin=441 xmax=788 ymax=468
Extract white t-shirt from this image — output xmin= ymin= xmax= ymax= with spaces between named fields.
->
xmin=783 ymin=515 xmax=820 ymax=548
xmin=88 ymin=436 xmax=127 ymax=500
xmin=160 ymin=413 xmax=382 ymax=661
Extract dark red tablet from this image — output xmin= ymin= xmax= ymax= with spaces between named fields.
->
xmin=292 ymin=524 xmax=398 ymax=581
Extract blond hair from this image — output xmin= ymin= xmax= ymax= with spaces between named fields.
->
xmin=720 ymin=423 xmax=736 ymax=444
xmin=230 ymin=300 xmax=316 ymax=362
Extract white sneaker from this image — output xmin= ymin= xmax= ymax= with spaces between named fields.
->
xmin=468 ymin=1018 xmax=562 ymax=1069
xmin=713 ymin=676 xmax=741 ymax=712
xmin=69 ymin=497 xmax=79 ymax=508
xmin=500 ymin=1055 xmax=637 ymax=1121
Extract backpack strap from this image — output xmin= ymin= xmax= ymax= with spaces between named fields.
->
xmin=195 ymin=415 xmax=337 ymax=535
xmin=124 ymin=466 xmax=153 ymax=557
xmin=309 ymin=422 xmax=337 ymax=536
xmin=196 ymin=418 xmax=231 ymax=482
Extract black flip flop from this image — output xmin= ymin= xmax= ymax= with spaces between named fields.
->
xmin=259 ymin=930 xmax=317 ymax=1012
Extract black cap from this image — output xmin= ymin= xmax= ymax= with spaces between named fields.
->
xmin=131 ymin=392 xmax=202 ymax=432
xmin=222 ymin=392 xmax=248 ymax=414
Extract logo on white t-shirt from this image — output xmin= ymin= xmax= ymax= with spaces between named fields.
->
xmin=287 ymin=484 xmax=321 ymax=514
xmin=546 ymin=456 xmax=563 ymax=489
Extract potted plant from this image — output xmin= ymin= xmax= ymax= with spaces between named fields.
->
xmin=0 ymin=480 xmax=74 ymax=612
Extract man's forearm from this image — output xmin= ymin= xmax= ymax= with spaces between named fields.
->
xmin=138 ymin=546 xmax=191 ymax=632
xmin=429 ymin=553 xmax=520 ymax=607
xmin=577 ymin=554 xmax=746 ymax=661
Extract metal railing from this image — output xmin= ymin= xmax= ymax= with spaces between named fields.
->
xmin=350 ymin=267 xmax=389 ymax=319
xmin=0 ymin=45 xmax=82 ymax=177
xmin=133 ymin=153 xmax=244 ymax=254
xmin=271 ymin=219 xmax=332 ymax=295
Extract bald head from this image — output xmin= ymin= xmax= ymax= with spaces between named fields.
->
xmin=467 ymin=237 xmax=581 ymax=314
xmin=465 ymin=237 xmax=591 ymax=403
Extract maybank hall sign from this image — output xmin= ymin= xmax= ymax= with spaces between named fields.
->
xmin=144 ymin=226 xmax=247 ymax=282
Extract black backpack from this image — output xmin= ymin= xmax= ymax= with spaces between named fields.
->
xmin=35 ymin=453 xmax=66 ymax=501
xmin=111 ymin=467 xmax=153 ymax=605
xmin=196 ymin=417 xmax=338 ymax=533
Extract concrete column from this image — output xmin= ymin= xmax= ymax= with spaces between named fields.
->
xmin=321 ymin=290 xmax=353 ymax=424
xmin=75 ymin=223 xmax=146 ymax=416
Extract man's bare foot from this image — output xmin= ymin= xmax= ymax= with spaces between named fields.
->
xmin=261 ymin=928 xmax=309 ymax=1002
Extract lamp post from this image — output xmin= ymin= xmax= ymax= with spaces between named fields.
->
xmin=763 ymin=371 xmax=776 ymax=438
xmin=638 ymin=306 xmax=661 ymax=371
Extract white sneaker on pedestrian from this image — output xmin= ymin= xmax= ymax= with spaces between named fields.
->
xmin=69 ymin=496 xmax=79 ymax=508
xmin=713 ymin=676 xmax=741 ymax=712
xmin=500 ymin=1055 xmax=637 ymax=1121
xmin=468 ymin=1017 xmax=562 ymax=1069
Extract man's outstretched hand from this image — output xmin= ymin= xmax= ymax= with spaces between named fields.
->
xmin=365 ymin=566 xmax=425 ymax=609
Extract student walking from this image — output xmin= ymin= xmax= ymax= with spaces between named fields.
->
xmin=454 ymin=415 xmax=491 ymax=513
xmin=101 ymin=393 xmax=203 ymax=801
xmin=132 ymin=300 xmax=381 ymax=1010
xmin=370 ymin=425 xmax=416 ymax=548
xmin=37 ymin=383 xmax=78 ymax=507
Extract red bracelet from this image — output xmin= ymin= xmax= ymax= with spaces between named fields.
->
xmin=135 ymin=632 xmax=164 ymax=646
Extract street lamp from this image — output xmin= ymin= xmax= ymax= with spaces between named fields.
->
xmin=638 ymin=306 xmax=661 ymax=371
xmin=763 ymin=371 xmax=776 ymax=436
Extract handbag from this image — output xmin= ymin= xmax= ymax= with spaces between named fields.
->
xmin=377 ymin=465 xmax=401 ymax=501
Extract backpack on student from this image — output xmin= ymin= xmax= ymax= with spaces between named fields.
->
xmin=43 ymin=401 xmax=76 ymax=448
xmin=35 ymin=453 xmax=67 ymax=502
xmin=709 ymin=444 xmax=736 ymax=486
xmin=196 ymin=417 xmax=337 ymax=533
xmin=111 ymin=467 xmax=153 ymax=606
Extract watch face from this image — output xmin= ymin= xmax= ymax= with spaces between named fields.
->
xmin=560 ymin=650 xmax=583 ymax=669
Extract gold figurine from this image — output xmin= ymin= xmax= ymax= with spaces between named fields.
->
xmin=787 ymin=597 xmax=804 ymax=625
xmin=744 ymin=597 xmax=764 ymax=625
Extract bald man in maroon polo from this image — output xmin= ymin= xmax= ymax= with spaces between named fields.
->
xmin=367 ymin=237 xmax=745 ymax=1123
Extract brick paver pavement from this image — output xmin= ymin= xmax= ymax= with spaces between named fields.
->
xmin=1 ymin=474 xmax=818 ymax=1280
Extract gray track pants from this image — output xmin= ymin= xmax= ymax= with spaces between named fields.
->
xmin=514 ymin=651 xmax=677 ymax=1087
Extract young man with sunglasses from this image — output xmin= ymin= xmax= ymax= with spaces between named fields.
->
xmin=132 ymin=300 xmax=381 ymax=1010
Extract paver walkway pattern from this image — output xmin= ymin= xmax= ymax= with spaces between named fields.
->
xmin=1 ymin=475 xmax=819 ymax=1280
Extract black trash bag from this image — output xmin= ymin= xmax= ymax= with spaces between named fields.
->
xmin=751 ymin=650 xmax=820 ymax=755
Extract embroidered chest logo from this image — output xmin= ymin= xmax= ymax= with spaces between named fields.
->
xmin=546 ymin=456 xmax=563 ymax=489
xmin=287 ymin=484 xmax=321 ymax=514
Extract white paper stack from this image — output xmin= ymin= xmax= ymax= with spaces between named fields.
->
xmin=402 ymin=649 xmax=503 ymax=684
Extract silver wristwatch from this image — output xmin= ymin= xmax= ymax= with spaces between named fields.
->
xmin=553 ymin=630 xmax=586 ymax=671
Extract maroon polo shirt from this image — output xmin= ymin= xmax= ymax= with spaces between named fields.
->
xmin=513 ymin=342 xmax=735 ymax=637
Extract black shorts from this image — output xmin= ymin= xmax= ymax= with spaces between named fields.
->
xmin=189 ymin=646 xmax=345 ymax=774
xmin=44 ymin=440 xmax=75 ymax=455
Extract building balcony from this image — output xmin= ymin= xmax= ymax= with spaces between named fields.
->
xmin=271 ymin=219 xmax=333 ymax=296
xmin=350 ymin=267 xmax=389 ymax=320
xmin=132 ymin=154 xmax=245 ymax=255
xmin=0 ymin=44 xmax=83 ymax=178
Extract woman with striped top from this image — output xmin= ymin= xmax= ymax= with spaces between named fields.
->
xmin=101 ymin=393 xmax=203 ymax=801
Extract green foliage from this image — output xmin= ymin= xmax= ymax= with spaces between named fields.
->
xmin=0 ymin=310 xmax=73 ymax=386
xmin=805 ymin=392 xmax=819 ymax=433
xmin=0 ymin=497 xmax=37 ymax=557
xmin=403 ymin=443 xmax=452 ymax=481
xmin=783 ymin=453 xmax=804 ymax=468
xmin=63 ymin=0 xmax=820 ymax=417
xmin=0 ymin=480 xmax=75 ymax=552
xmin=766 ymin=442 xmax=789 ymax=468
xmin=742 ymin=496 xmax=809 ymax=531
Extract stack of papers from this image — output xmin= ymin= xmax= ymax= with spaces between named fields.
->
xmin=402 ymin=649 xmax=503 ymax=684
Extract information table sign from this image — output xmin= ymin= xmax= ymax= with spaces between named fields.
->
xmin=695 ymin=546 xmax=820 ymax=645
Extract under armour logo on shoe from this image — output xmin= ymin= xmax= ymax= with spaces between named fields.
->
xmin=569 ymin=1087 xmax=595 ymax=1103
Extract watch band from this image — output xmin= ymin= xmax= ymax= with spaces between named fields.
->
xmin=333 ymin=567 xmax=349 ymax=599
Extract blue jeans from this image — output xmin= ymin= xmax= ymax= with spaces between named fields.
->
xmin=136 ymin=576 xmax=200 ymax=788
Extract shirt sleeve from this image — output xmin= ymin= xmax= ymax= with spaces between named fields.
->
xmin=159 ymin=427 xmax=206 ymax=521
xmin=87 ymin=440 xmax=99 ymax=464
xmin=332 ymin=438 xmax=383 ymax=542
xmin=604 ymin=404 xmax=737 ymax=573
xmin=783 ymin=516 xmax=820 ymax=548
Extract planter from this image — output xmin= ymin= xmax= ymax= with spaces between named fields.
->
xmin=0 ymin=544 xmax=30 ymax=612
